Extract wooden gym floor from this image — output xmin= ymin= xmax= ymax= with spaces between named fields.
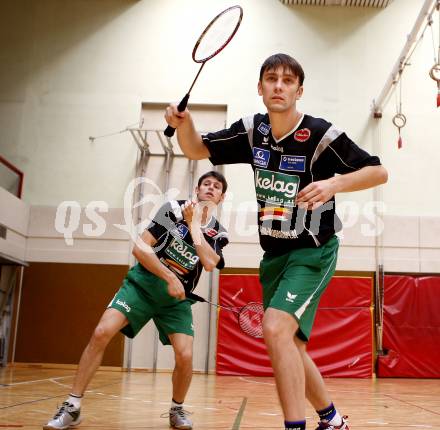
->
xmin=1 ymin=366 xmax=439 ymax=429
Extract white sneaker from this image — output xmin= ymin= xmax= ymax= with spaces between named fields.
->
xmin=43 ymin=401 xmax=82 ymax=429
xmin=163 ymin=406 xmax=193 ymax=429
xmin=315 ymin=415 xmax=349 ymax=430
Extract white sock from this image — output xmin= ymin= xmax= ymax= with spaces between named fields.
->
xmin=171 ymin=399 xmax=183 ymax=410
xmin=67 ymin=393 xmax=82 ymax=409
xmin=327 ymin=411 xmax=342 ymax=426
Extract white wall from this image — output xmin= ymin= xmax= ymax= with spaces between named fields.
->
xmin=1 ymin=0 xmax=440 ymax=369
xmin=1 ymin=0 xmax=439 ymax=213
xmin=0 ymin=187 xmax=29 ymax=263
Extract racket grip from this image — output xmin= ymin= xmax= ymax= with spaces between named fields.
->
xmin=177 ymin=93 xmax=190 ymax=111
xmin=164 ymin=124 xmax=177 ymax=137
xmin=164 ymin=93 xmax=190 ymax=138
xmin=186 ymin=292 xmax=205 ymax=302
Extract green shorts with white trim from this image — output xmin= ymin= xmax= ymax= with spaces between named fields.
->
xmin=259 ymin=235 xmax=339 ymax=341
xmin=108 ymin=267 xmax=194 ymax=345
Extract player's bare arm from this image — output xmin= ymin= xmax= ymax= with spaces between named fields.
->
xmin=181 ymin=200 xmax=220 ymax=271
xmin=164 ymin=104 xmax=210 ymax=160
xmin=133 ymin=230 xmax=185 ymax=300
xmin=296 ymin=165 xmax=388 ymax=209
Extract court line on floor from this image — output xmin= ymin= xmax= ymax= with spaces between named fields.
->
xmin=239 ymin=376 xmax=380 ymax=394
xmin=231 ymin=397 xmax=247 ymax=430
xmin=383 ymin=393 xmax=440 ymax=417
xmin=0 ymin=375 xmax=73 ymax=387
xmin=0 ymin=394 xmax=65 ymax=410
xmin=46 ymin=379 xmax=240 ymax=423
xmin=49 ymin=377 xmax=243 ymax=415
xmin=238 ymin=377 xmax=275 ymax=386
xmin=0 ymin=381 xmax=124 ymax=410
xmin=237 ymin=376 xmax=440 ymax=424
xmin=238 ymin=377 xmax=438 ymax=399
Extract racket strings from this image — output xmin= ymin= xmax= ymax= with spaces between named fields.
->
xmin=238 ymin=303 xmax=264 ymax=338
xmin=194 ymin=7 xmax=242 ymax=62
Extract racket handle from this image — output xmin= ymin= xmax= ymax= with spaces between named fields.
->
xmin=186 ymin=292 xmax=206 ymax=302
xmin=164 ymin=93 xmax=190 ymax=138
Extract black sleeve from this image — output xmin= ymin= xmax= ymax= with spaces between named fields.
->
xmin=327 ymin=133 xmax=382 ymax=175
xmin=202 ymin=118 xmax=253 ymax=166
xmin=145 ymin=202 xmax=176 ymax=241
xmin=212 ymin=232 xmax=229 ymax=270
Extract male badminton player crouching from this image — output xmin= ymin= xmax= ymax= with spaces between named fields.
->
xmin=43 ymin=171 xmax=228 ymax=430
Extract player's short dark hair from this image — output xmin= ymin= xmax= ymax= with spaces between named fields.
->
xmin=197 ymin=171 xmax=228 ymax=193
xmin=259 ymin=53 xmax=305 ymax=86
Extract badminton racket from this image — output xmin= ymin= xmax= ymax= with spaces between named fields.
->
xmin=164 ymin=5 xmax=243 ymax=137
xmin=187 ymin=292 xmax=264 ymax=339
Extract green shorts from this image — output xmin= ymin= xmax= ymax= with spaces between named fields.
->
xmin=108 ymin=265 xmax=194 ymax=345
xmin=259 ymin=235 xmax=339 ymax=341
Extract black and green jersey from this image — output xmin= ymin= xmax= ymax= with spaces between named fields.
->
xmin=133 ymin=199 xmax=228 ymax=294
xmin=203 ymin=113 xmax=381 ymax=255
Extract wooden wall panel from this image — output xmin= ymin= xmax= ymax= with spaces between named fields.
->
xmin=14 ymin=263 xmax=128 ymax=366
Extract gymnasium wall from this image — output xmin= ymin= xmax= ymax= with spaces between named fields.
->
xmin=13 ymin=263 xmax=126 ymax=366
xmin=20 ymin=201 xmax=440 ymax=273
xmin=1 ymin=0 xmax=440 ymax=370
xmin=0 ymin=187 xmax=28 ymax=263
xmin=2 ymin=0 xmax=439 ymax=271
xmin=8 ymin=206 xmax=438 ymax=369
xmin=0 ymin=0 xmax=439 ymax=215
xmin=377 ymin=275 xmax=440 ymax=378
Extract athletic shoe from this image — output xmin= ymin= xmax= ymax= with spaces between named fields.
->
xmin=315 ymin=415 xmax=349 ymax=430
xmin=165 ymin=406 xmax=193 ymax=429
xmin=43 ymin=401 xmax=82 ymax=429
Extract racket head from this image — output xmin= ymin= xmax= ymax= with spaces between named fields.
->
xmin=237 ymin=302 xmax=264 ymax=339
xmin=192 ymin=5 xmax=243 ymax=64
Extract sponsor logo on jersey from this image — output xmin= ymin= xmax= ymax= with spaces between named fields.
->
xmin=116 ymin=299 xmax=131 ymax=312
xmin=257 ymin=122 xmax=271 ymax=136
xmin=165 ymin=238 xmax=199 ymax=270
xmin=253 ymin=147 xmax=270 ymax=168
xmin=294 ymin=128 xmax=311 ymax=142
xmin=262 ymin=136 xmax=269 ymax=145
xmin=259 ymin=206 xmax=291 ymax=222
xmin=279 ymin=155 xmax=306 ymax=172
xmin=255 ymin=169 xmax=300 ymax=207
xmin=271 ymin=144 xmax=284 ymax=153
xmin=175 ymin=224 xmax=189 ymax=239
xmin=204 ymin=227 xmax=218 ymax=238
xmin=259 ymin=225 xmax=299 ymax=239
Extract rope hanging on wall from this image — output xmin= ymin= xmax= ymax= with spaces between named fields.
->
xmin=428 ymin=2 xmax=440 ymax=107
xmin=88 ymin=119 xmax=144 ymax=142
xmin=392 ymin=72 xmax=406 ymax=149
xmin=373 ymin=1 xmax=440 ymax=153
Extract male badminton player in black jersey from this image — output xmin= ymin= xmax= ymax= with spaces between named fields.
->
xmin=44 ymin=171 xmax=228 ymax=430
xmin=165 ymin=53 xmax=388 ymax=430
